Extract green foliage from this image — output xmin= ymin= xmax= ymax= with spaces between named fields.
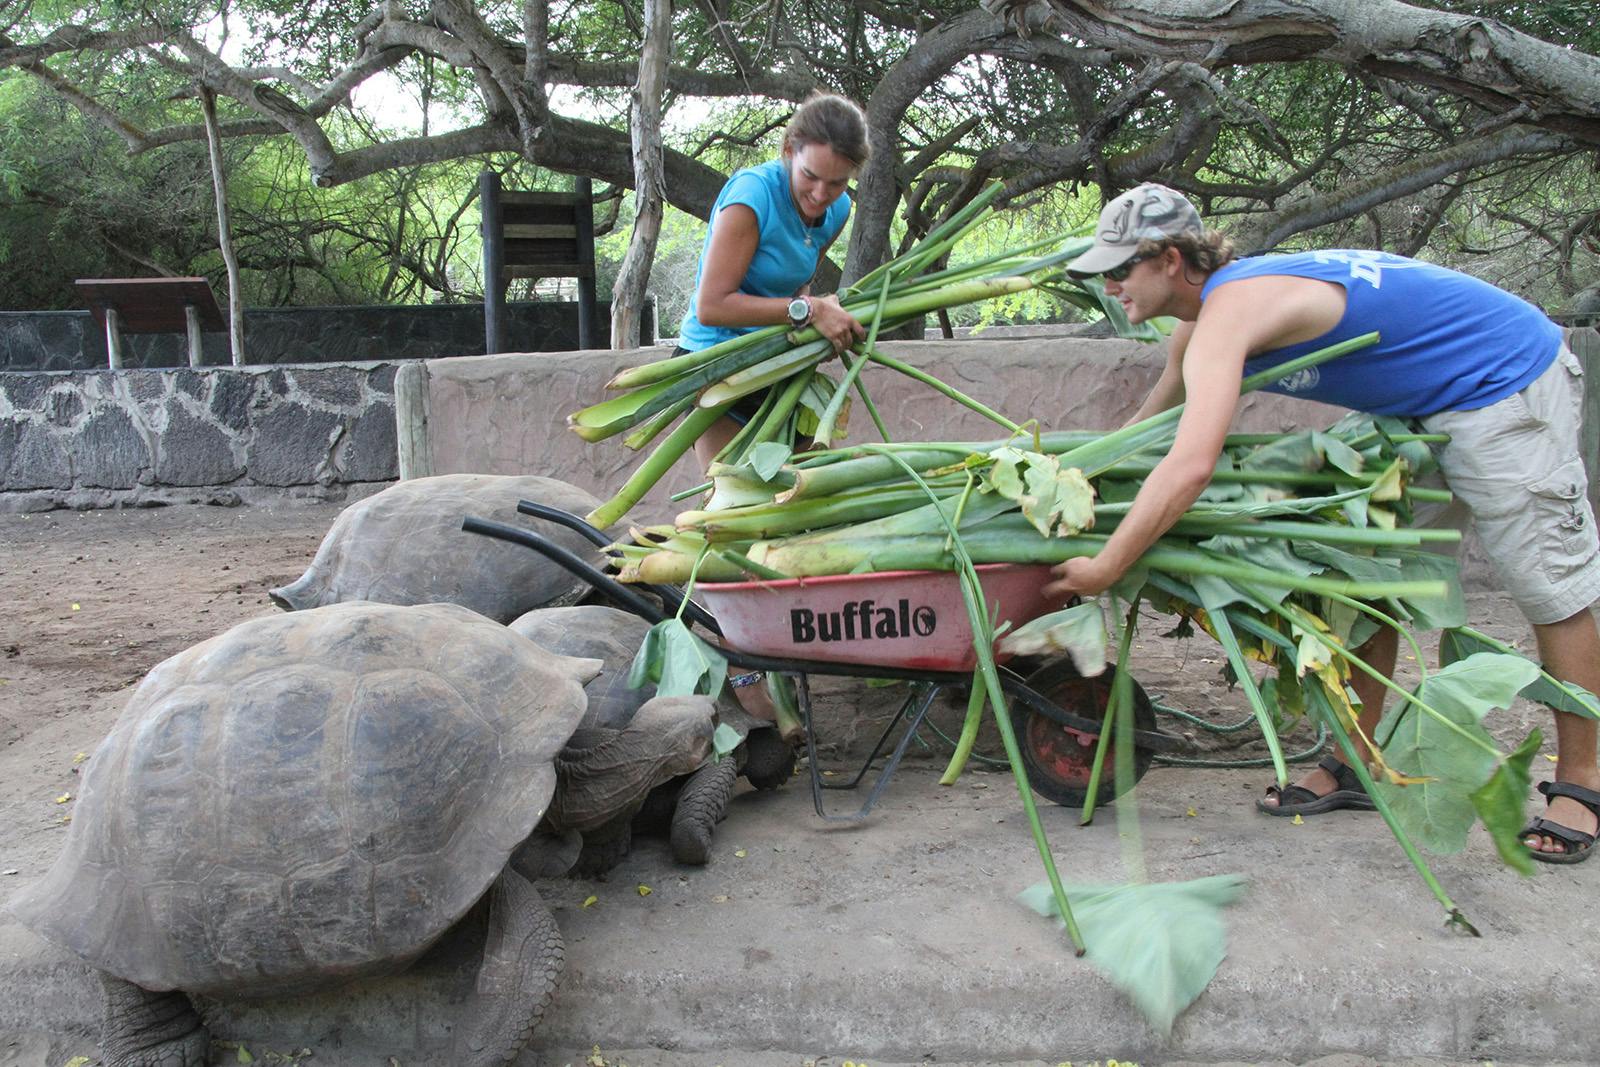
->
xmin=1374 ymin=653 xmax=1540 ymax=854
xmin=1018 ymin=875 xmax=1248 ymax=1035
xmin=627 ymin=618 xmax=728 ymax=702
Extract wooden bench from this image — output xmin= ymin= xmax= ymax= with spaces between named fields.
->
xmin=479 ymin=172 xmax=599 ymax=353
xmin=74 ymin=277 xmax=224 ymax=368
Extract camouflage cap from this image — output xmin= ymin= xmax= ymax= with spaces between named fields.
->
xmin=1067 ymin=183 xmax=1203 ymax=277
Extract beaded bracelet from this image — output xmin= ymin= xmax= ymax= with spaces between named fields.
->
xmin=727 ymin=670 xmax=765 ymax=689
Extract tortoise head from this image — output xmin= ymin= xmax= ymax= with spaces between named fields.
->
xmin=548 ymin=694 xmax=716 ymax=832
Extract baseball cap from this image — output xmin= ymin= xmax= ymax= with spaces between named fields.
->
xmin=1067 ymin=183 xmax=1203 ymax=277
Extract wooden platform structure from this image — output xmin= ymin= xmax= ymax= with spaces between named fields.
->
xmin=74 ymin=277 xmax=224 ymax=368
xmin=479 ymin=171 xmax=599 ymax=353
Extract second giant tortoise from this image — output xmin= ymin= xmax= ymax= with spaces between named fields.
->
xmin=6 ymin=601 xmax=714 ymax=1067
xmin=270 ymin=473 xmax=605 ymax=622
xmin=512 ymin=604 xmax=796 ymax=867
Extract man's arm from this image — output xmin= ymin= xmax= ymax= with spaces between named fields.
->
xmin=1044 ymin=275 xmax=1346 ymax=599
xmin=1122 ymin=320 xmax=1193 ymax=426
xmin=1045 ymin=319 xmax=1244 ymax=598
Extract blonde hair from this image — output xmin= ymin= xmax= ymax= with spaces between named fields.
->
xmin=784 ymin=94 xmax=870 ymax=168
xmin=1137 ymin=230 xmax=1236 ymax=274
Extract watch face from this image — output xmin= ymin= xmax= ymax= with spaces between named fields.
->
xmin=788 ymin=298 xmax=809 ymax=325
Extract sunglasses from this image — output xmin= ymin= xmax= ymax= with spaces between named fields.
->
xmin=1102 ymin=254 xmax=1150 ymax=282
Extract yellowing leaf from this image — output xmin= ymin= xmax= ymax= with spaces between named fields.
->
xmin=582 ymin=895 xmax=599 ymax=908
xmin=1185 ymin=807 xmax=1197 ymax=818
xmin=72 ymin=752 xmax=88 ymax=764
xmin=63 ymin=1058 xmax=92 ymax=1067
xmin=1546 ymin=754 xmax=1559 ymax=762
xmin=54 ymin=793 xmax=72 ymax=804
xmin=636 ymin=884 xmax=652 ymax=897
xmin=1292 ymin=814 xmax=1304 ymax=825
xmin=711 ymin=894 xmax=729 ymax=903
xmin=237 ymin=1046 xmax=255 ymax=1064
xmin=734 ymin=849 xmax=747 ymax=858
xmin=70 ymin=603 xmax=80 ymax=611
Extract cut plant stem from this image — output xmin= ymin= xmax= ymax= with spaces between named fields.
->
xmin=588 ymin=401 xmax=738 ymax=529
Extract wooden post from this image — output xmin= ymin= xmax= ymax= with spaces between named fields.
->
xmin=104 ymin=307 xmax=124 ymax=369
xmin=198 ymin=85 xmax=245 ymax=365
xmin=481 ymin=170 xmax=506 ymax=354
xmin=184 ymin=304 xmax=204 ymax=367
xmin=574 ymin=176 xmax=597 ymax=349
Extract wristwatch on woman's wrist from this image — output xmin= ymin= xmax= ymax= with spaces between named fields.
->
xmin=787 ymin=296 xmax=813 ymax=329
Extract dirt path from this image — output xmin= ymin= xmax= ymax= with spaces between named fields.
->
xmin=0 ymin=501 xmax=345 ymax=880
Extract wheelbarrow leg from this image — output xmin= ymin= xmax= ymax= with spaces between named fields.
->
xmin=800 ymin=675 xmax=945 ymax=823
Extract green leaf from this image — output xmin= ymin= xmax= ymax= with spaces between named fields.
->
xmin=1440 ymin=628 xmax=1600 ymax=719
xmin=710 ymin=722 xmax=743 ymax=761
xmin=1018 ymin=874 xmax=1248 ymax=1034
xmin=997 ymin=600 xmax=1107 ymax=674
xmin=982 ymin=447 xmax=1095 ymax=536
xmin=1313 ymin=430 xmax=1367 ymax=476
xmin=627 ymin=619 xmax=728 ymax=701
xmin=1390 ymin=549 xmax=1467 ymax=630
xmin=1469 ymin=729 xmax=1542 ymax=876
xmin=1375 ymin=653 xmax=1539 ymax=854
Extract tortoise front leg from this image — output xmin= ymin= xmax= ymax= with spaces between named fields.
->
xmin=670 ymin=755 xmax=738 ymax=865
xmin=451 ymin=869 xmax=565 ymax=1067
xmin=98 ymin=974 xmax=209 ymax=1067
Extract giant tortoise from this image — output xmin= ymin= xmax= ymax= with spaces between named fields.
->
xmin=270 ymin=474 xmax=606 ymax=623
xmin=511 ymin=604 xmax=796 ymax=867
xmin=6 ymin=601 xmax=714 ymax=1067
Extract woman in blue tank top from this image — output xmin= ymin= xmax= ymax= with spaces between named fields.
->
xmin=679 ymin=94 xmax=871 ymax=467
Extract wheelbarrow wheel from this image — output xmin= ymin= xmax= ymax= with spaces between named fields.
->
xmin=1009 ymin=657 xmax=1157 ymax=808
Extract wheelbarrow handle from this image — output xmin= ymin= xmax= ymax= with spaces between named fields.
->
xmin=511 ymin=501 xmax=723 ymax=636
xmin=517 ymin=499 xmax=614 ymax=549
xmin=462 ymin=516 xmax=672 ymax=627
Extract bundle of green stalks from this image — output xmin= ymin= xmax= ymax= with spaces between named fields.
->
xmin=568 ymin=183 xmax=1157 ymax=529
xmin=611 ymin=331 xmax=1595 ymax=933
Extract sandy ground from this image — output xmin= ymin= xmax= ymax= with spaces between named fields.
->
xmin=0 ymin=500 xmax=1570 ymax=1067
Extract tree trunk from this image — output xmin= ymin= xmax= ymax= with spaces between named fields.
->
xmin=198 ymin=85 xmax=245 ymax=366
xmin=611 ymin=0 xmax=670 ymax=349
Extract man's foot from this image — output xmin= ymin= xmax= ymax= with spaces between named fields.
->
xmin=728 ymin=671 xmax=778 ymax=722
xmin=1256 ymin=754 xmax=1377 ymax=817
xmin=1522 ymin=780 xmax=1600 ymax=863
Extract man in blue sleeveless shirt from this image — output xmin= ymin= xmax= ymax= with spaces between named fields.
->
xmin=1045 ymin=183 xmax=1600 ymax=864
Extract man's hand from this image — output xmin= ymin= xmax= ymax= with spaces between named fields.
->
xmin=1044 ymin=555 xmax=1120 ymax=600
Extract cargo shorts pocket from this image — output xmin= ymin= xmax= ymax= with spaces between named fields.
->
xmin=1528 ymin=458 xmax=1600 ymax=578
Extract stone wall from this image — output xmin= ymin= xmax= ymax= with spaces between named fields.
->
xmin=0 ymin=362 xmax=401 ymax=511
xmin=0 ymin=299 xmax=653 ymax=372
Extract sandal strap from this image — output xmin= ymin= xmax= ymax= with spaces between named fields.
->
xmin=1522 ymin=815 xmax=1598 ymax=851
xmin=1316 ymin=754 xmax=1367 ymax=795
xmin=1263 ymin=782 xmax=1322 ymax=807
xmin=1537 ymin=779 xmax=1600 ymax=816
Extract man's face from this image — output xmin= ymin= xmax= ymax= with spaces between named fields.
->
xmin=1101 ymin=248 xmax=1172 ymax=324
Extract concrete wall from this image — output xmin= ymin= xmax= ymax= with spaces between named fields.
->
xmin=0 ymin=363 xmax=401 ymax=511
xmin=0 ymin=299 xmax=654 ymax=372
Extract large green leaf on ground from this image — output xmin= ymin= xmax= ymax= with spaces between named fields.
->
xmin=1469 ymin=728 xmax=1543 ymax=876
xmin=1018 ymin=874 xmax=1247 ymax=1035
xmin=1375 ymin=652 xmax=1539 ymax=854
xmin=628 ymin=618 xmax=728 ymax=700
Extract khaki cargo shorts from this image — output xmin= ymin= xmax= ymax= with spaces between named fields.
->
xmin=1418 ymin=345 xmax=1600 ymax=625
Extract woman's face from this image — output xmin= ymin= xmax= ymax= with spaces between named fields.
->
xmin=785 ymin=142 xmax=857 ymax=221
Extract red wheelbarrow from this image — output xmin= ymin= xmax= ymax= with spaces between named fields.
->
xmin=464 ymin=504 xmax=1181 ymax=822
